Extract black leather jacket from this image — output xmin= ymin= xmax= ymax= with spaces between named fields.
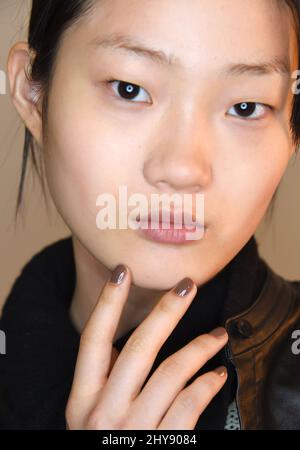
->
xmin=225 ymin=263 xmax=300 ymax=429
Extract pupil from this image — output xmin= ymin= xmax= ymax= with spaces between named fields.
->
xmin=236 ymin=102 xmax=255 ymax=117
xmin=118 ymin=82 xmax=139 ymax=100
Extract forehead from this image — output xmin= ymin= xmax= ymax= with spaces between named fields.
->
xmin=66 ymin=0 xmax=298 ymax=73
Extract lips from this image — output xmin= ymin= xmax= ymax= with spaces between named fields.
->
xmin=137 ymin=209 xmax=204 ymax=229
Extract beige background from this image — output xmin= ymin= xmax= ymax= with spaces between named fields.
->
xmin=1 ymin=1 xmax=300 ymax=313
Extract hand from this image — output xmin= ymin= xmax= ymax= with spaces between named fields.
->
xmin=65 ymin=264 xmax=228 ymax=430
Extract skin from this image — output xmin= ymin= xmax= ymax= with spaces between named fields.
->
xmin=6 ymin=0 xmax=299 ymax=429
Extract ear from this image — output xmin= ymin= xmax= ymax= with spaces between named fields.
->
xmin=6 ymin=41 xmax=43 ymax=147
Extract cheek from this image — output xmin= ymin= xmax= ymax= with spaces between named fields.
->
xmin=42 ymin=102 xmax=140 ymax=234
xmin=216 ymin=126 xmax=291 ymax=238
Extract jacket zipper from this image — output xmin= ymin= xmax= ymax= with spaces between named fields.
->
xmin=223 ymin=342 xmax=242 ymax=430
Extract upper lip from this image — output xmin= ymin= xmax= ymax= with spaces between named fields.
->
xmin=137 ymin=209 xmax=205 ymax=228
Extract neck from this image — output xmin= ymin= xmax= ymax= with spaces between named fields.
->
xmin=69 ymin=235 xmax=166 ymax=341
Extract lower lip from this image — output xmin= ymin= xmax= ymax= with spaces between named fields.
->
xmin=137 ymin=221 xmax=206 ymax=244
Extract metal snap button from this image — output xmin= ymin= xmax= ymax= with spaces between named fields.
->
xmin=234 ymin=319 xmax=253 ymax=338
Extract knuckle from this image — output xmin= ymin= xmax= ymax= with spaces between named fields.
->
xmin=79 ymin=330 xmax=95 ymax=349
xmin=195 ymin=334 xmax=218 ymax=353
xmin=85 ymin=410 xmax=110 ymax=430
xmin=99 ymin=288 xmax=111 ymax=305
xmin=80 ymin=327 xmax=106 ymax=349
xmin=65 ymin=407 xmax=73 ymax=427
xmin=79 ymin=330 xmax=90 ymax=347
xmin=157 ymin=296 xmax=177 ymax=314
xmin=85 ymin=413 xmax=102 ymax=430
xmin=80 ymin=329 xmax=109 ymax=351
xmin=157 ymin=357 xmax=183 ymax=378
xmin=65 ymin=400 xmax=78 ymax=429
xmin=199 ymin=373 xmax=222 ymax=393
xmin=124 ymin=332 xmax=149 ymax=355
xmin=178 ymin=392 xmax=197 ymax=412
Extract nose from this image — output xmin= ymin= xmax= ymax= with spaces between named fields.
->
xmin=143 ymin=108 xmax=212 ymax=194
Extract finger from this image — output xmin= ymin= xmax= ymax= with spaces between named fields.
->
xmin=69 ymin=264 xmax=131 ymax=399
xmin=126 ymin=328 xmax=228 ymax=429
xmin=96 ymin=277 xmax=197 ymax=415
xmin=157 ymin=366 xmax=228 ymax=430
xmin=108 ymin=347 xmax=120 ymax=373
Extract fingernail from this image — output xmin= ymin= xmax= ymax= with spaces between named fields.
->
xmin=215 ymin=366 xmax=227 ymax=377
xmin=173 ymin=277 xmax=194 ymax=297
xmin=209 ymin=327 xmax=228 ymax=339
xmin=110 ymin=264 xmax=127 ymax=285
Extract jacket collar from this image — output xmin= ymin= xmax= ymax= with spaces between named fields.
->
xmin=225 ymin=261 xmax=293 ymax=356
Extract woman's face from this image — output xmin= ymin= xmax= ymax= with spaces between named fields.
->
xmin=41 ymin=0 xmax=297 ymax=289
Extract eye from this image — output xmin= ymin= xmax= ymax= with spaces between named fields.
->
xmin=227 ymin=102 xmax=271 ymax=120
xmin=107 ymin=79 xmax=151 ymax=103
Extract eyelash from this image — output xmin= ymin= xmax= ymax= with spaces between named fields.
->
xmin=226 ymin=102 xmax=272 ymax=121
xmin=107 ymin=79 xmax=151 ymax=104
xmin=106 ymin=79 xmax=273 ymax=120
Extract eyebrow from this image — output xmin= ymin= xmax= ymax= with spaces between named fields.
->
xmin=90 ymin=32 xmax=179 ymax=66
xmin=89 ymin=32 xmax=291 ymax=77
xmin=224 ymin=57 xmax=291 ymax=77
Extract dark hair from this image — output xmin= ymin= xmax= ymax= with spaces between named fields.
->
xmin=15 ymin=0 xmax=300 ymax=221
xmin=16 ymin=0 xmax=94 ymax=219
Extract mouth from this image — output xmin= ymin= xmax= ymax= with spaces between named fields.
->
xmin=137 ymin=209 xmax=204 ymax=229
xmin=135 ymin=209 xmax=207 ymax=245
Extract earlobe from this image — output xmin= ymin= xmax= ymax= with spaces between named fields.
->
xmin=6 ymin=41 xmax=43 ymax=147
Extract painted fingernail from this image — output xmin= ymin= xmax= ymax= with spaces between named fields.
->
xmin=173 ymin=277 xmax=194 ymax=297
xmin=209 ymin=327 xmax=228 ymax=339
xmin=215 ymin=366 xmax=227 ymax=377
xmin=110 ymin=264 xmax=127 ymax=285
